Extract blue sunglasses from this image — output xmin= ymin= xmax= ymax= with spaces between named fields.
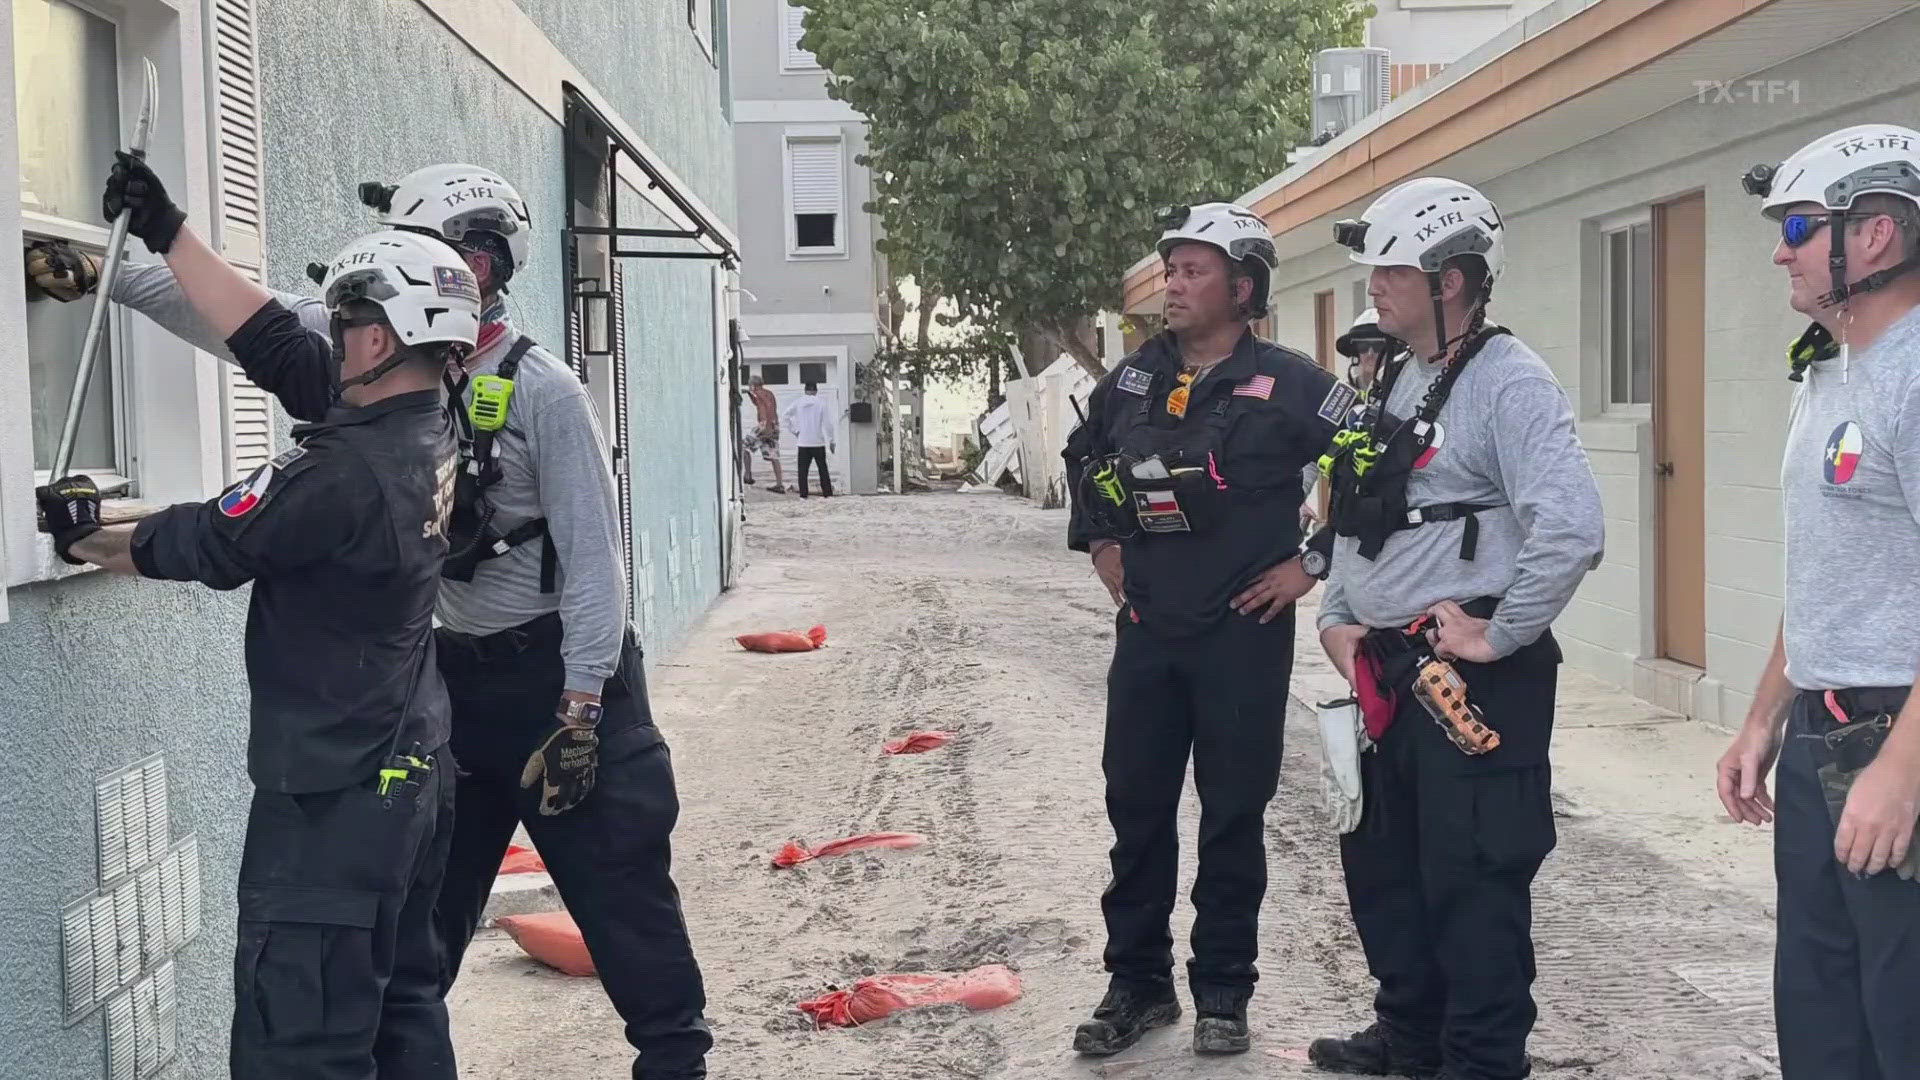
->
xmin=1781 ymin=212 xmax=1834 ymax=248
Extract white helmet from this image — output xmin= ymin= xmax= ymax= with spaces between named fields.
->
xmin=1334 ymin=177 xmax=1505 ymax=283
xmin=1746 ymin=124 xmax=1920 ymax=220
xmin=1156 ymin=202 xmax=1278 ymax=318
xmin=360 ymin=164 xmax=532 ymax=282
xmin=1336 ymin=307 xmax=1398 ymax=359
xmin=321 ymin=230 xmax=481 ymax=379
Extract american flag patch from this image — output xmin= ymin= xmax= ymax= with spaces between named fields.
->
xmin=1234 ymin=375 xmax=1275 ymax=400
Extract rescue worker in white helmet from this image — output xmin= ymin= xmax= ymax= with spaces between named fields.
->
xmin=1337 ymin=307 xmax=1402 ymax=394
xmin=57 ymin=163 xmax=713 ymax=1077
xmin=1064 ymin=201 xmax=1350 ymax=1057
xmin=1306 ymin=177 xmax=1603 ymax=1080
xmin=1720 ymin=123 xmax=1920 ymax=1079
xmin=37 ymin=153 xmax=473 ymax=1077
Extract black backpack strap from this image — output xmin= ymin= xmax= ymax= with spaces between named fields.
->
xmin=497 ymin=335 xmax=536 ymax=380
xmin=1401 ymin=502 xmax=1503 ymax=560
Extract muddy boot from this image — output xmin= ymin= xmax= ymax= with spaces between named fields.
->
xmin=1071 ymin=983 xmax=1181 ymax=1056
xmin=1191 ymin=987 xmax=1251 ymax=1055
xmin=1308 ymin=1020 xmax=1441 ymax=1077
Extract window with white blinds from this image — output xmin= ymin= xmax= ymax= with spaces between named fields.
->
xmin=782 ymin=4 xmax=819 ymax=71
xmin=209 ymin=0 xmax=273 ymax=482
xmin=785 ymin=134 xmax=843 ymax=256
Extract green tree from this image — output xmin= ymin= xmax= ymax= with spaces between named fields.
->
xmin=799 ymin=0 xmax=1367 ymax=377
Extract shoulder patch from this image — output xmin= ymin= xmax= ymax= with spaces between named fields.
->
xmin=1117 ymin=367 xmax=1154 ymax=396
xmin=218 ymin=464 xmax=276 ymax=518
xmin=1317 ymin=382 xmax=1359 ymax=424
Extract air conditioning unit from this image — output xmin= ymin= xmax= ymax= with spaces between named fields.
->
xmin=1310 ymin=47 xmax=1392 ymax=144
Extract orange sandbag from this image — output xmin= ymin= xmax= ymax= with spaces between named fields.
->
xmin=736 ymin=624 xmax=829 ymax=653
xmin=499 ymin=844 xmax=546 ymax=875
xmin=497 ymin=911 xmax=596 ymax=977
xmin=884 ymin=731 xmax=954 ymax=755
xmin=798 ymin=964 xmax=1023 ymax=1027
xmin=772 ymin=832 xmax=926 ymax=868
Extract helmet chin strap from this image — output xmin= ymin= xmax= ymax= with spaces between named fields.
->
xmin=332 ymin=313 xmax=424 ymax=393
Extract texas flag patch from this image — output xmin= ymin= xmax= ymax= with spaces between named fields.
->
xmin=1826 ymin=421 xmax=1863 ymax=484
xmin=1233 ymin=375 xmax=1275 ymax=400
xmin=218 ymin=464 xmax=275 ymax=518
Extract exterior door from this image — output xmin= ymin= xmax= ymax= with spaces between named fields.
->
xmin=1654 ymin=193 xmax=1707 ymax=668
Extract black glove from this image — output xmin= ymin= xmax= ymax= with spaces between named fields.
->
xmin=102 ymin=150 xmax=186 ymax=254
xmin=520 ymin=720 xmax=600 ymax=816
xmin=36 ymin=475 xmax=103 ymax=565
xmin=25 ymin=240 xmax=100 ymax=301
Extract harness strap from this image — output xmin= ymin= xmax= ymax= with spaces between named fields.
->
xmin=1400 ymin=502 xmax=1502 ymax=560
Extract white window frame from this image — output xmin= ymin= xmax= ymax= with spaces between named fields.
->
xmin=784 ymin=126 xmax=847 ymax=260
xmin=1598 ymin=207 xmax=1654 ymax=417
xmin=1398 ymin=0 xmax=1514 ymax=10
xmin=781 ymin=2 xmax=821 ymax=73
xmin=2 ymin=0 xmax=227 ymax=587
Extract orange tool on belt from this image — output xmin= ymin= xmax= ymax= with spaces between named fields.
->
xmin=1403 ymin=614 xmax=1502 ymax=755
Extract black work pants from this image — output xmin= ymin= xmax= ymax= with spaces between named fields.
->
xmin=1101 ymin=604 xmax=1293 ymax=1005
xmin=1774 ymin=688 xmax=1920 ymax=1080
xmin=230 ymin=752 xmax=456 ymax=1080
xmin=433 ymin=613 xmax=712 ymax=1080
xmin=1339 ymin=633 xmax=1559 ymax=1080
xmin=797 ymin=445 xmax=832 ymax=497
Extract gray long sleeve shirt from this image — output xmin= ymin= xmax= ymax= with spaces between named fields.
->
xmin=113 ymin=262 xmax=628 ymax=695
xmin=1316 ymin=333 xmax=1604 ymax=658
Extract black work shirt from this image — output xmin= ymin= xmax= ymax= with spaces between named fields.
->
xmin=1065 ymin=328 xmax=1345 ymax=636
xmin=130 ymin=302 xmax=457 ymax=793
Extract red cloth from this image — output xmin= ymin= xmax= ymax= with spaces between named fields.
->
xmin=883 ymin=731 xmax=954 ymax=755
xmin=773 ymin=833 xmax=926 ymax=868
xmin=798 ymin=965 xmax=1023 ymax=1027
xmin=736 ymin=625 xmax=828 ymax=653
xmin=499 ymin=844 xmax=546 ymax=875
xmin=1354 ymin=648 xmax=1398 ymax=741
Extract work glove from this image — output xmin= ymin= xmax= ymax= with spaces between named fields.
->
xmin=36 ymin=475 xmax=103 ymax=565
xmin=521 ymin=713 xmax=600 ymax=816
xmin=101 ymin=150 xmax=186 ymax=254
xmin=1317 ymin=697 xmax=1369 ymax=834
xmin=25 ymin=240 xmax=100 ymax=301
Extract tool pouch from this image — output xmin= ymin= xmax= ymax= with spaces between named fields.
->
xmin=1814 ymin=703 xmax=1920 ymax=880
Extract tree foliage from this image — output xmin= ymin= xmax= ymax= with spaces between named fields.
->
xmin=798 ymin=0 xmax=1367 ymax=375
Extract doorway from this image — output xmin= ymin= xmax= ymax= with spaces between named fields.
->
xmin=1654 ymin=193 xmax=1706 ymax=668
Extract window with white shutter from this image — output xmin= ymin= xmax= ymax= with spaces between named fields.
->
xmin=785 ymin=133 xmax=844 ymax=257
xmin=209 ymin=0 xmax=273 ymax=482
xmin=782 ymin=4 xmax=820 ymax=72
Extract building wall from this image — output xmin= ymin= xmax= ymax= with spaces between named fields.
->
xmin=1367 ymin=0 xmax=1555 ymax=67
xmin=732 ymin=119 xmax=878 ymax=320
xmin=0 ymin=0 xmax=734 ymax=1070
xmin=1268 ymin=9 xmax=1920 ymax=726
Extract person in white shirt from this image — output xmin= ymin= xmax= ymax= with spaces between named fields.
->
xmin=783 ymin=383 xmax=837 ymax=498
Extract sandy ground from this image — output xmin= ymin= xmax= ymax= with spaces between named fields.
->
xmin=452 ymin=489 xmax=1783 ymax=1079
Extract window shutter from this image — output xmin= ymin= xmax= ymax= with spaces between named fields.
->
xmin=210 ymin=0 xmax=272 ymax=482
xmin=784 ymin=4 xmax=818 ymax=69
xmin=788 ymin=140 xmax=842 ymax=215
xmin=610 ymin=266 xmax=634 ymax=601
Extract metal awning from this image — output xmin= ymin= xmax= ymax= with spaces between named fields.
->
xmin=561 ymin=83 xmax=739 ymax=268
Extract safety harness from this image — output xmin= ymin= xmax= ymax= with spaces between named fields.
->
xmin=1318 ymin=325 xmax=1510 ymax=561
xmin=444 ymin=335 xmax=557 ymax=592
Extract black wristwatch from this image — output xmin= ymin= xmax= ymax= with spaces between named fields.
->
xmin=1300 ymin=547 xmax=1329 ymax=580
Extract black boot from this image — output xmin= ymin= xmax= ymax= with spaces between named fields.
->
xmin=1071 ymin=983 xmax=1181 ymax=1056
xmin=1191 ymin=987 xmax=1251 ymax=1055
xmin=1308 ymin=1020 xmax=1441 ymax=1077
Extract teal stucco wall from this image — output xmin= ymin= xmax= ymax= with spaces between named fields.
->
xmin=0 ymin=0 xmax=734 ymax=1072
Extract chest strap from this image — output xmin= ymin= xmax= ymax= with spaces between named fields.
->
xmin=1398 ymin=502 xmax=1502 ymax=560
xmin=445 ymin=336 xmax=557 ymax=593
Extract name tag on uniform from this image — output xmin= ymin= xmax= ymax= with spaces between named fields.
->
xmin=1117 ymin=367 xmax=1154 ymax=396
xmin=1317 ymin=382 xmax=1359 ymax=424
xmin=1134 ymin=489 xmax=1190 ymax=533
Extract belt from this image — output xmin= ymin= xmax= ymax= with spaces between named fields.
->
xmin=436 ymin=611 xmax=563 ymax=661
xmin=1363 ymin=595 xmax=1501 ymax=656
xmin=1799 ymin=686 xmax=1909 ymax=725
